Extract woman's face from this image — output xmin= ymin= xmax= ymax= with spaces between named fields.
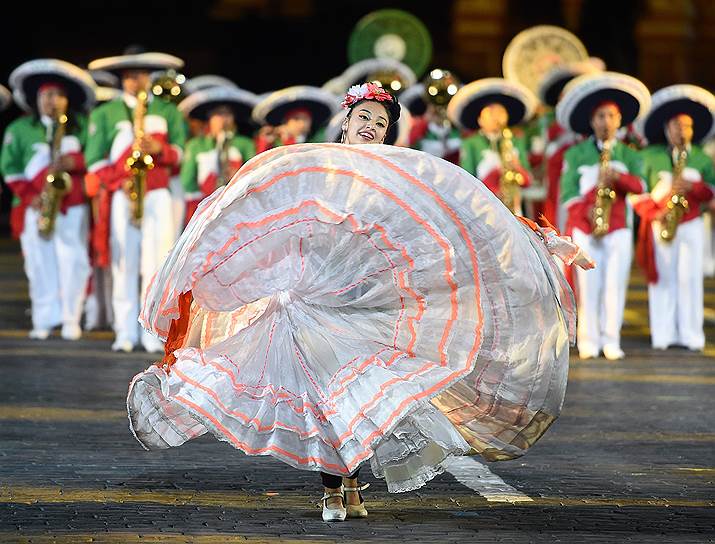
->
xmin=343 ymin=101 xmax=390 ymax=144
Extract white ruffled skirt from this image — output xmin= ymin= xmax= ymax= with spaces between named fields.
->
xmin=128 ymin=143 xmax=576 ymax=493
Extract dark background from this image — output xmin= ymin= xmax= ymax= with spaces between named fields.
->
xmin=0 ymin=0 xmax=688 ymax=232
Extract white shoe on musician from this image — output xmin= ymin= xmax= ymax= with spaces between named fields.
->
xmin=28 ymin=328 xmax=50 ymax=340
xmin=603 ymin=344 xmax=625 ymax=361
xmin=61 ymin=324 xmax=82 ymax=341
xmin=111 ymin=339 xmax=134 ymax=353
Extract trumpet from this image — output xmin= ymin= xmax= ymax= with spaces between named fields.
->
xmin=659 ymin=147 xmax=689 ymax=242
xmin=124 ymin=89 xmax=153 ymax=226
xmin=498 ymin=128 xmax=526 ymax=213
xmin=38 ymin=105 xmax=72 ymax=238
xmin=591 ymin=140 xmax=616 ymax=238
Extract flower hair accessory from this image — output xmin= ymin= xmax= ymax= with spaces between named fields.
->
xmin=341 ymin=82 xmax=394 ymax=109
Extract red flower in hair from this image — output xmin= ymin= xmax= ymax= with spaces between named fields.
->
xmin=341 ymin=82 xmax=394 ymax=109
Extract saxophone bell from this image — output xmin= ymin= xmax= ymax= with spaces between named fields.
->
xmin=658 ymin=147 xmax=690 ymax=242
xmin=38 ymin=109 xmax=73 ymax=238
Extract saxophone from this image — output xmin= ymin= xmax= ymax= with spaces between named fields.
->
xmin=216 ymin=129 xmax=234 ymax=188
xmin=124 ymin=89 xmax=154 ymax=226
xmin=38 ymin=105 xmax=72 ymax=238
xmin=591 ymin=140 xmax=616 ymax=238
xmin=498 ymin=128 xmax=526 ymax=213
xmin=659 ymin=147 xmax=689 ymax=242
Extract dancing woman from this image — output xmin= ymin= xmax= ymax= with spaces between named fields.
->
xmin=127 ymin=83 xmax=592 ymax=522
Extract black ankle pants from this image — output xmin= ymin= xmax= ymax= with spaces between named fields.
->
xmin=320 ymin=468 xmax=360 ymax=488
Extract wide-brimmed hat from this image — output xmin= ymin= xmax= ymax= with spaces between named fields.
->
xmin=537 ymin=58 xmax=605 ymax=107
xmin=9 ymin=58 xmax=96 ymax=113
xmin=638 ymin=84 xmax=715 ymax=145
xmin=0 ymin=84 xmax=12 ymax=112
xmin=447 ymin=77 xmax=537 ymax=130
xmin=323 ymin=58 xmax=416 ymax=96
xmin=88 ymin=47 xmax=183 ymax=75
xmin=252 ymin=86 xmax=339 ymax=127
xmin=89 ymin=69 xmax=121 ymax=104
xmin=399 ymin=83 xmax=427 ymax=116
xmin=179 ymin=86 xmax=259 ymax=124
xmin=183 ymin=75 xmax=238 ymax=96
xmin=556 ymin=71 xmax=651 ymax=135
xmin=323 ymin=106 xmax=412 ymax=146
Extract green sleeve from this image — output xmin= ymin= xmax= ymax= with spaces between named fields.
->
xmin=84 ymin=107 xmax=109 ymax=170
xmin=460 ymin=138 xmax=477 ymax=177
xmin=167 ymin=104 xmax=187 ymax=150
xmin=639 ymin=149 xmax=656 ymax=192
xmin=180 ymin=138 xmax=199 ymax=194
xmin=239 ymin=136 xmax=256 ymax=162
xmin=0 ymin=123 xmax=25 ymax=179
xmin=560 ymin=147 xmax=580 ymax=204
xmin=698 ymin=152 xmax=715 ymax=188
xmin=625 ymin=148 xmax=646 ymax=192
xmin=515 ymin=136 xmax=532 ymax=174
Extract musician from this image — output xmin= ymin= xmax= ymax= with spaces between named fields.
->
xmin=448 ymin=78 xmax=536 ymax=215
xmin=252 ymin=86 xmax=339 ymax=153
xmin=84 ymin=47 xmax=186 ymax=353
xmin=537 ymin=60 xmax=604 ymax=229
xmin=179 ymin=86 xmax=258 ymax=222
xmin=402 ymin=70 xmax=463 ymax=164
xmin=0 ymin=59 xmax=95 ymax=340
xmin=633 ymin=85 xmax=715 ymax=351
xmin=556 ymin=72 xmax=650 ymax=360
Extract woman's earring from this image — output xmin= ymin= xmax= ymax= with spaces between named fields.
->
xmin=340 ymin=129 xmax=346 ymax=143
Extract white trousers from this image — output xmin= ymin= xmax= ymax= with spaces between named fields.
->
xmin=20 ymin=205 xmax=90 ymax=331
xmin=703 ymin=211 xmax=714 ymax=277
xmin=648 ymin=218 xmax=705 ymax=350
xmin=572 ymin=227 xmax=633 ymax=354
xmin=110 ymin=188 xmax=176 ymax=345
xmin=84 ymin=265 xmax=114 ymax=330
xmin=169 ymin=175 xmax=186 ymax=239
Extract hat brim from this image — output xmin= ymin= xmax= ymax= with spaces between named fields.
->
xmin=566 ymin=88 xmax=642 ymax=135
xmin=189 ymin=100 xmax=256 ymax=124
xmin=265 ymin=100 xmax=334 ymax=127
xmin=88 ymin=53 xmax=184 ymax=75
xmin=457 ymin=93 xmax=527 ymax=130
xmin=643 ymin=99 xmax=713 ymax=144
xmin=253 ymin=87 xmax=339 ymax=128
xmin=448 ymin=78 xmax=536 ymax=130
xmin=400 ymin=83 xmax=427 ymax=116
xmin=541 ymin=73 xmax=575 ymax=107
xmin=21 ymin=73 xmax=94 ymax=112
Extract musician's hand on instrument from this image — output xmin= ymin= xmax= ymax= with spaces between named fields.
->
xmin=29 ymin=195 xmax=42 ymax=210
xmin=604 ymin=168 xmax=620 ymax=185
xmin=258 ymin=125 xmax=277 ymax=144
xmin=672 ymin=177 xmax=692 ymax=194
xmin=53 ymin=155 xmax=76 ymax=172
xmin=139 ymin=136 xmax=163 ymax=156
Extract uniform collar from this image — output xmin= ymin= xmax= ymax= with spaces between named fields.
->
xmin=122 ymin=91 xmax=153 ymax=109
xmin=594 ymin=136 xmax=617 ymax=151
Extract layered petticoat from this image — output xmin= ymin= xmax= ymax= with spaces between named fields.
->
xmin=128 ymin=143 xmax=576 ymax=493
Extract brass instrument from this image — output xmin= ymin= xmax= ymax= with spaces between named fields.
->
xmin=424 ymin=68 xmax=461 ymax=131
xmin=497 ymin=128 xmax=526 ymax=213
xmin=151 ymin=69 xmax=185 ymax=105
xmin=659 ymin=147 xmax=689 ymax=242
xmin=216 ymin=129 xmax=234 ymax=188
xmin=591 ymin=140 xmax=616 ymax=238
xmin=125 ymin=89 xmax=154 ymax=226
xmin=38 ymin=105 xmax=72 ymax=238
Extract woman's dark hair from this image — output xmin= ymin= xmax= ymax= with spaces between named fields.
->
xmin=346 ymin=93 xmax=401 ymax=126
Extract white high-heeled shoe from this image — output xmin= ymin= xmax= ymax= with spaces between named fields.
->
xmin=321 ymin=487 xmax=346 ymax=522
xmin=344 ymin=482 xmax=369 ymax=518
